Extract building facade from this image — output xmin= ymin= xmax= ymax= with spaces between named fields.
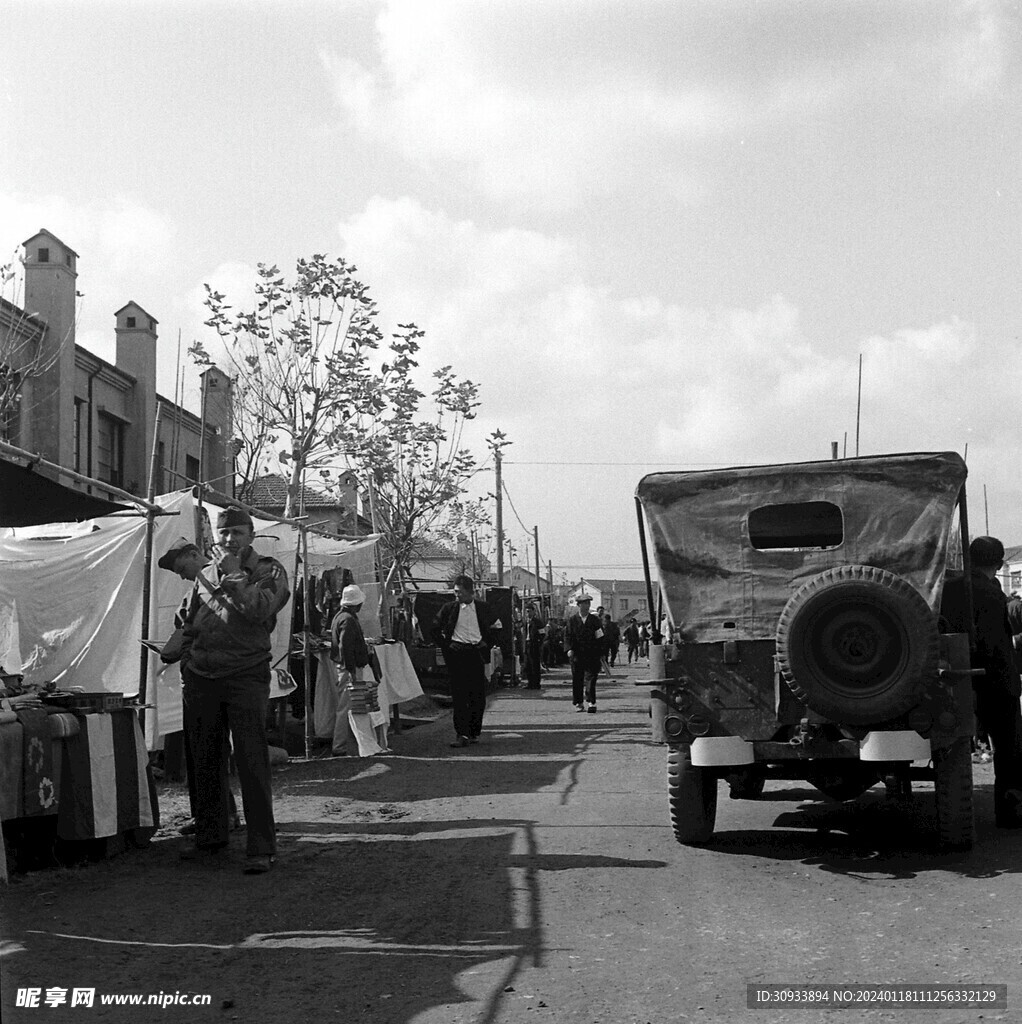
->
xmin=567 ymin=578 xmax=652 ymax=621
xmin=1 ymin=229 xmax=231 ymax=498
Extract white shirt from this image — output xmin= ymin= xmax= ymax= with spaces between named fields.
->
xmin=451 ymin=600 xmax=482 ymax=644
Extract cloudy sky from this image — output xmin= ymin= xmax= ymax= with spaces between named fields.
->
xmin=3 ymin=0 xmax=1020 ymax=581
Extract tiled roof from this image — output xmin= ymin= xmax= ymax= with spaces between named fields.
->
xmin=240 ymin=473 xmax=342 ymax=510
xmin=573 ymin=578 xmax=648 ymax=592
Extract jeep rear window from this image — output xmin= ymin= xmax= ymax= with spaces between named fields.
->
xmin=748 ymin=501 xmax=843 ymax=550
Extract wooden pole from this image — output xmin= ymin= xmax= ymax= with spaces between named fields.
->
xmin=533 ymin=525 xmax=541 ymax=597
xmin=495 ymin=449 xmax=504 ymax=584
xmin=301 ymin=524 xmax=314 ymax=762
xmin=138 ymin=401 xmax=164 ymax=720
xmin=855 ymin=353 xmax=862 ymax=457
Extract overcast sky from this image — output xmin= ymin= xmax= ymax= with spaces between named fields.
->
xmin=3 ymin=0 xmax=1020 ymax=581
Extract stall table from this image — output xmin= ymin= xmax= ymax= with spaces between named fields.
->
xmin=313 ymin=642 xmax=424 ymax=756
xmin=0 ymin=706 xmax=157 ymax=872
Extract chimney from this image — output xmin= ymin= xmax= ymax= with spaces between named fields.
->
xmin=115 ymin=301 xmax=158 ymax=494
xmin=22 ymin=229 xmax=79 ymax=466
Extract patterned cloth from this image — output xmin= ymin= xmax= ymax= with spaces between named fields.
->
xmin=16 ymin=708 xmax=55 ymax=817
xmin=58 ymin=710 xmax=155 ymax=840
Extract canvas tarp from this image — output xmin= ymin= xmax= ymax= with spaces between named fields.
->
xmin=636 ymin=452 xmax=967 ymax=644
xmin=0 ymin=458 xmax=132 ymax=526
xmin=0 ymin=515 xmax=149 ymax=693
xmin=0 ymin=488 xmax=380 ymax=748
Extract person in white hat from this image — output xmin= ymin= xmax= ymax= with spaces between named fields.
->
xmin=328 ymin=584 xmax=382 ymax=755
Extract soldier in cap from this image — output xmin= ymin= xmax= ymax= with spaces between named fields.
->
xmin=565 ymin=594 xmax=604 ymax=713
xmin=180 ymin=506 xmax=290 ymax=872
xmin=157 ymin=537 xmax=240 ymax=835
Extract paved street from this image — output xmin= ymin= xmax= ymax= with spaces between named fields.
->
xmin=4 ymin=657 xmax=1022 ymax=1023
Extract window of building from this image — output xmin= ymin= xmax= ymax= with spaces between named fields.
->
xmin=1012 ymin=571 xmax=1021 ymax=591
xmin=185 ymin=454 xmax=200 ymax=482
xmin=126 ymin=316 xmax=136 ymax=328
xmin=620 ymin=598 xmax=629 ymax=610
xmin=638 ymin=598 xmax=647 ymax=611
xmin=73 ymin=398 xmax=86 ymax=472
xmin=96 ymin=413 xmax=125 ymax=488
xmin=748 ymin=501 xmax=843 ymax=550
xmin=38 ymin=247 xmax=49 ymax=263
xmin=65 ymin=253 xmax=72 ymax=266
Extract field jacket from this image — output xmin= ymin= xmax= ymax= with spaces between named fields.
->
xmin=184 ymin=546 xmax=290 ymax=679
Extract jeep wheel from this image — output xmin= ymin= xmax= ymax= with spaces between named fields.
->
xmin=933 ymin=737 xmax=974 ymax=850
xmin=668 ymin=747 xmax=717 ymax=844
xmin=776 ymin=565 xmax=937 ymax=725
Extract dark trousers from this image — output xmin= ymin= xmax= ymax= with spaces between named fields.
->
xmin=524 ymin=643 xmax=542 ymax=688
xmin=182 ymin=696 xmax=238 ymax=822
xmin=608 ymin=642 xmax=619 ymax=666
xmin=571 ymin=655 xmax=600 ymax=706
xmin=626 ymin=642 xmax=638 ymax=663
xmin=183 ymin=665 xmax=276 ymax=856
xmin=447 ymin=644 xmax=488 ymax=738
xmin=975 ymin=685 xmax=1022 ymax=817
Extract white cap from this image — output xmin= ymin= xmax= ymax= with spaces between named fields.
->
xmin=341 ymin=584 xmax=366 ymax=606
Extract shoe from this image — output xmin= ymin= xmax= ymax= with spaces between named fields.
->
xmin=180 ymin=821 xmax=197 ymax=836
xmin=242 ymin=855 xmax=274 ymax=874
xmin=587 ymin=704 xmax=597 ymax=713
xmin=469 ymin=735 xmax=480 ymax=744
xmin=450 ymin=735 xmax=471 ymax=748
xmin=574 ymin=704 xmax=585 ymax=713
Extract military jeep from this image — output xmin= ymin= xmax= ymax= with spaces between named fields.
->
xmin=635 ymin=452 xmax=977 ymax=849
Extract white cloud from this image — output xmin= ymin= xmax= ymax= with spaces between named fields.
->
xmin=318 ymin=0 xmax=1014 ymax=206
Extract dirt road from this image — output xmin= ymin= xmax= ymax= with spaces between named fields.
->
xmin=2 ymin=660 xmax=1020 ymax=1023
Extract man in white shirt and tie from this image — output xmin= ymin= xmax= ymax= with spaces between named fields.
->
xmin=433 ymin=575 xmax=501 ymax=747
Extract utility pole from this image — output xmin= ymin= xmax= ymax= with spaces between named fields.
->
xmin=534 ymin=525 xmax=541 ymax=597
xmin=495 ymin=445 xmax=504 ymax=584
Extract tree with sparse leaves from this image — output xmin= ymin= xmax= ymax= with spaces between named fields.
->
xmin=343 ymin=322 xmax=498 ymax=593
xmin=191 ymin=255 xmax=384 ymax=516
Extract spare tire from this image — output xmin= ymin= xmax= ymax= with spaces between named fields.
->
xmin=776 ymin=564 xmax=937 ymax=725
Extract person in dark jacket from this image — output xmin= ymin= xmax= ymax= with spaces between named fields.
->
xmin=623 ymin=620 xmax=640 ymax=663
xmin=523 ymin=604 xmax=544 ymax=689
xmin=157 ymin=538 xmax=240 ymax=836
xmin=941 ymin=535 xmax=1022 ymax=827
xmin=432 ymin=574 xmax=501 ymax=747
xmin=181 ymin=507 xmax=290 ymax=873
xmin=603 ymin=614 xmax=621 ymax=667
xmin=566 ymin=594 xmax=604 ymax=713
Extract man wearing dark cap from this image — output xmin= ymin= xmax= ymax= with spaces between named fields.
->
xmin=157 ymin=537 xmax=241 ymax=836
xmin=942 ymin=535 xmax=1022 ymax=827
xmin=181 ymin=507 xmax=290 ymax=872
xmin=566 ymin=594 xmax=604 ymax=713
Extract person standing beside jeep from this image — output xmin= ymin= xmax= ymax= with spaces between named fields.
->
xmin=181 ymin=507 xmax=290 ymax=872
xmin=942 ymin=535 xmax=1022 ymax=828
xmin=432 ymin=574 xmax=501 ymax=747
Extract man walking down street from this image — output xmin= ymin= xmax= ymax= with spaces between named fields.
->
xmin=566 ymin=594 xmax=603 ymax=713
xmin=623 ymin=620 xmax=640 ymax=663
xmin=433 ymin=575 xmax=501 ymax=747
xmin=523 ymin=604 xmax=544 ymax=689
xmin=181 ymin=507 xmax=290 ymax=874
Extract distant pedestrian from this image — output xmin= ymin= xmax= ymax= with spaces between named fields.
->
xmin=329 ymin=584 xmax=384 ymax=756
xmin=623 ymin=620 xmax=640 ymax=663
xmin=524 ymin=604 xmax=544 ymax=689
xmin=566 ymin=595 xmax=604 ymax=713
xmin=603 ymin=615 xmax=621 ymax=667
xmin=432 ymin=575 xmax=501 ymax=747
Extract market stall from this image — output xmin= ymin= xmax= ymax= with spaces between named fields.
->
xmin=313 ymin=641 xmax=424 ymax=756
xmin=0 ymin=449 xmax=162 ymax=879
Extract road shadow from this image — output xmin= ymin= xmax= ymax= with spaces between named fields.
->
xmin=706 ymin=780 xmax=1022 ymax=880
xmin=2 ymin=817 xmax=667 ymax=1024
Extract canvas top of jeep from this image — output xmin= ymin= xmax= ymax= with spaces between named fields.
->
xmin=636 ymin=451 xmax=967 ymax=646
